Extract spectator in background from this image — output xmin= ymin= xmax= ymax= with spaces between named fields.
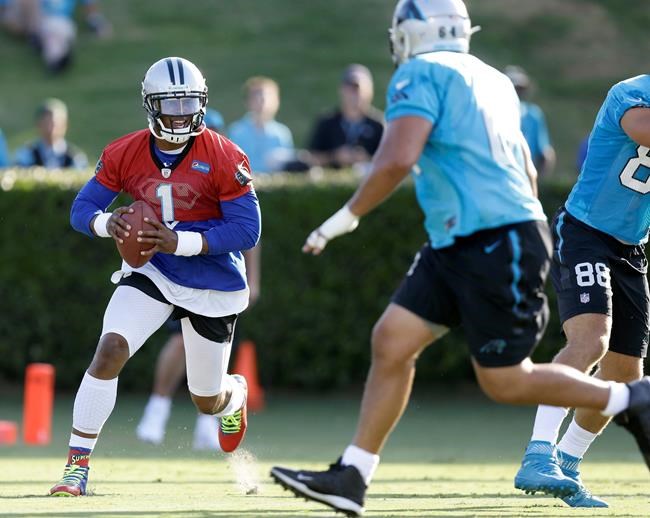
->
xmin=0 ymin=128 xmax=9 ymax=168
xmin=1 ymin=0 xmax=111 ymax=73
xmin=204 ymin=108 xmax=225 ymax=134
xmin=576 ymin=135 xmax=589 ymax=174
xmin=505 ymin=65 xmax=556 ymax=177
xmin=228 ymin=76 xmax=294 ymax=174
xmin=308 ymin=64 xmax=384 ymax=172
xmin=14 ymin=98 xmax=88 ymax=169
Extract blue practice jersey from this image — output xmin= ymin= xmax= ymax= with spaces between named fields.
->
xmin=566 ymin=75 xmax=650 ymax=245
xmin=520 ymin=101 xmax=552 ymax=165
xmin=41 ymin=0 xmax=93 ymax=18
xmin=385 ymin=51 xmax=545 ymax=249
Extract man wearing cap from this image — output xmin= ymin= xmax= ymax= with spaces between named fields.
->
xmin=14 ymin=98 xmax=87 ymax=169
xmin=308 ymin=64 xmax=384 ymax=171
xmin=505 ymin=65 xmax=556 ymax=177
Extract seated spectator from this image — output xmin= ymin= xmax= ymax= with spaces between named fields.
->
xmin=504 ymin=65 xmax=556 ymax=177
xmin=2 ymin=0 xmax=111 ymax=73
xmin=308 ymin=64 xmax=384 ymax=171
xmin=0 ymin=128 xmax=9 ymax=168
xmin=14 ymin=98 xmax=87 ymax=169
xmin=1 ymin=0 xmax=39 ymax=41
xmin=228 ymin=76 xmax=295 ymax=174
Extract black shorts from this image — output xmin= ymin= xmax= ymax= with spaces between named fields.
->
xmin=119 ymin=273 xmax=237 ymax=343
xmin=392 ymin=220 xmax=552 ymax=367
xmin=551 ymin=208 xmax=649 ymax=358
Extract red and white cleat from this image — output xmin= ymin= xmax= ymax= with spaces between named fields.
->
xmin=218 ymin=374 xmax=248 ymax=453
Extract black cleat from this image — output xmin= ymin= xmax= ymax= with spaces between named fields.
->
xmin=270 ymin=458 xmax=366 ymax=517
xmin=614 ymin=377 xmax=650 ymax=471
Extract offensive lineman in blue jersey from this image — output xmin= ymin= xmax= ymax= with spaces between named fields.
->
xmin=270 ymin=1 xmax=650 ymax=516
xmin=515 ymin=76 xmax=650 ymax=507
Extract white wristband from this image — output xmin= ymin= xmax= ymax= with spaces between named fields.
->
xmin=174 ymin=231 xmax=204 ymax=256
xmin=92 ymin=212 xmax=111 ymax=238
xmin=319 ymin=205 xmax=360 ymax=239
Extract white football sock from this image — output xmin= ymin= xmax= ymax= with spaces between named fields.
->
xmin=557 ymin=419 xmax=599 ymax=459
xmin=142 ymin=394 xmax=172 ymax=424
xmin=602 ymin=382 xmax=630 ymax=416
xmin=342 ymin=444 xmax=379 ymax=486
xmin=69 ymin=432 xmax=97 ymax=451
xmin=530 ymin=405 xmax=569 ymax=444
xmin=72 ymin=372 xmax=118 ymax=435
xmin=214 ymin=375 xmax=245 ymax=417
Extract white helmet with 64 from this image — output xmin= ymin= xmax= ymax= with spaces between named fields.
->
xmin=390 ymin=0 xmax=481 ymax=65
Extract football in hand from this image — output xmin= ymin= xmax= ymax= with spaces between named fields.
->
xmin=115 ymin=200 xmax=159 ymax=268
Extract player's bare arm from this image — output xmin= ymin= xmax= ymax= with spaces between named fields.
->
xmin=303 ymin=116 xmax=432 ymax=255
xmin=621 ymin=107 xmax=650 ymax=146
xmin=520 ymin=138 xmax=539 ymax=198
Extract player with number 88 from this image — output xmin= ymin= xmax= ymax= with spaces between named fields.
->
xmin=516 ymin=75 xmax=650 ymax=507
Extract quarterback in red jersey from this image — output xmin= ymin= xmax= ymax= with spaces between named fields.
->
xmin=50 ymin=57 xmax=261 ymax=497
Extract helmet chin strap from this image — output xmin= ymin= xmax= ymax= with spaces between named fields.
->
xmin=148 ymin=117 xmax=205 ymax=144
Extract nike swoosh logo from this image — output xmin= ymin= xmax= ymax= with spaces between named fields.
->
xmin=296 ymin=473 xmax=313 ymax=481
xmin=395 ymin=79 xmax=411 ymax=90
xmin=484 ymin=240 xmax=502 ymax=254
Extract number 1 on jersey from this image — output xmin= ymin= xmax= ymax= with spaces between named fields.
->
xmin=156 ymin=183 xmax=175 ymax=222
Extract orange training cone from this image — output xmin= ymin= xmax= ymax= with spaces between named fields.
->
xmin=23 ymin=363 xmax=55 ymax=445
xmin=232 ymin=340 xmax=265 ymax=411
xmin=0 ymin=421 xmax=18 ymax=445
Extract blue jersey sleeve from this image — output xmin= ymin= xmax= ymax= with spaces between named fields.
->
xmin=385 ymin=60 xmax=440 ymax=125
xmin=606 ymin=78 xmax=650 ymax=129
xmin=203 ymin=190 xmax=261 ymax=255
xmin=70 ymin=177 xmax=119 ymax=237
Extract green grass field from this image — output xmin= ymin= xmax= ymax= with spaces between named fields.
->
xmin=1 ymin=390 xmax=648 ymax=517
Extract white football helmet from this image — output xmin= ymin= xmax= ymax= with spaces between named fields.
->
xmin=389 ymin=0 xmax=481 ymax=65
xmin=142 ymin=57 xmax=208 ymax=144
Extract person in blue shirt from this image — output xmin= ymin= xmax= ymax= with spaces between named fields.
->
xmin=269 ymin=2 xmax=650 ymax=516
xmin=14 ymin=98 xmax=87 ymax=169
xmin=228 ymin=76 xmax=294 ymax=174
xmin=2 ymin=0 xmax=111 ymax=73
xmin=516 ymin=74 xmax=650 ymax=508
xmin=0 ymin=128 xmax=9 ymax=168
xmin=505 ymin=65 xmax=556 ymax=177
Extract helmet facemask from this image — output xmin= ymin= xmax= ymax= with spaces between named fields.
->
xmin=144 ymin=90 xmax=207 ymax=144
xmin=141 ymin=57 xmax=209 ymax=145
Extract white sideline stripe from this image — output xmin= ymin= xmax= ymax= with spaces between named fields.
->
xmin=271 ymin=468 xmax=364 ymax=516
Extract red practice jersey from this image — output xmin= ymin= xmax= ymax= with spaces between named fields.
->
xmin=94 ymin=129 xmax=258 ymax=291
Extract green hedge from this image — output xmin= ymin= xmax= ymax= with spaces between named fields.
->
xmin=0 ymin=170 xmax=577 ymax=391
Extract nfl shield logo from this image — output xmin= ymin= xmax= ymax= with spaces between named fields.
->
xmin=161 ymin=168 xmax=172 ymax=179
xmin=580 ymin=293 xmax=590 ymax=304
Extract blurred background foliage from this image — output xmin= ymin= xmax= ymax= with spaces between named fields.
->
xmin=0 ymin=171 xmax=577 ymax=390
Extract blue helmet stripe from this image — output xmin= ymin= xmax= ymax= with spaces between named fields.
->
xmin=176 ymin=58 xmax=185 ymax=84
xmin=396 ymin=0 xmax=426 ymax=23
xmin=165 ymin=58 xmax=176 ymax=85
